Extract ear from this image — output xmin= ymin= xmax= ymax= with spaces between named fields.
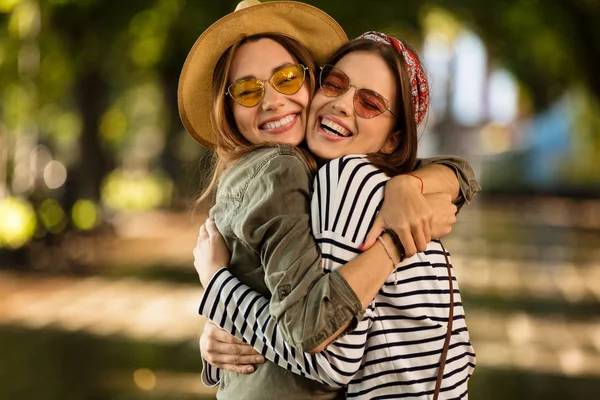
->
xmin=380 ymin=131 xmax=401 ymax=154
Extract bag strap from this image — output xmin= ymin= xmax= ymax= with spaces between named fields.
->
xmin=432 ymin=240 xmax=454 ymax=400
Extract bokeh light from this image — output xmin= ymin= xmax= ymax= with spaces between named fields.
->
xmin=0 ymin=196 xmax=37 ymax=249
xmin=133 ymin=368 xmax=156 ymax=391
xmin=43 ymin=160 xmax=67 ymax=189
xmin=101 ymin=170 xmax=173 ymax=212
xmin=38 ymin=198 xmax=66 ymax=234
xmin=71 ymin=199 xmax=99 ymax=231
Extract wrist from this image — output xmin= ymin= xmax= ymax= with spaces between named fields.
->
xmin=200 ymin=266 xmax=227 ymax=288
xmin=389 ymin=174 xmax=423 ymax=195
xmin=403 ymin=173 xmax=424 ymax=194
xmin=377 ymin=233 xmax=400 ymax=265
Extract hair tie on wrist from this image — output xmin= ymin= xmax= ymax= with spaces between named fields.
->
xmin=383 ymin=228 xmax=406 ymax=262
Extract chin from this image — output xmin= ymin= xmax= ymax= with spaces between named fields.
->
xmin=285 ymin=129 xmax=306 ymax=146
xmin=311 ymin=147 xmax=339 ymax=162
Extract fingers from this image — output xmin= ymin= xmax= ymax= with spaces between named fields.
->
xmin=361 ymin=218 xmax=384 ymax=251
xmin=205 ymin=218 xmax=221 ymax=238
xmin=410 ymin=224 xmax=428 ymax=254
xmin=201 ymin=337 xmax=265 ymax=373
xmin=213 ymin=363 xmax=258 ymax=374
xmin=206 ymin=322 xmax=245 ymax=345
xmin=417 ymin=210 xmax=433 ymax=251
xmin=203 ymin=342 xmax=265 ymax=366
xmin=396 ymin=225 xmax=417 ymax=258
xmin=198 ymin=223 xmax=208 ymax=243
xmin=202 ymin=321 xmax=263 ymax=359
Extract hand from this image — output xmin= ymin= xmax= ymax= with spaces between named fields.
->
xmin=200 ymin=320 xmax=265 ymax=374
xmin=424 ymin=193 xmax=457 ymax=238
xmin=363 ymin=175 xmax=432 ymax=257
xmin=193 ymin=218 xmax=231 ymax=288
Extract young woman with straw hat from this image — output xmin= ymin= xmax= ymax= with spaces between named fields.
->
xmin=178 ymin=1 xmax=479 ymax=398
xmin=194 ymin=31 xmax=476 ymax=399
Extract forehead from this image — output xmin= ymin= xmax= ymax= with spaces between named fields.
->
xmin=229 ymin=38 xmax=296 ymax=81
xmin=334 ymin=51 xmax=397 ymax=99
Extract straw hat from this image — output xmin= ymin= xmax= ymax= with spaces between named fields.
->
xmin=178 ymin=0 xmax=348 ymax=148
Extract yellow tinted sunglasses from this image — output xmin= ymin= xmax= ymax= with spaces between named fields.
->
xmin=226 ymin=64 xmax=308 ymax=108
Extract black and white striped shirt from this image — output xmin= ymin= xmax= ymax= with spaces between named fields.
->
xmin=199 ymin=155 xmax=476 ymax=399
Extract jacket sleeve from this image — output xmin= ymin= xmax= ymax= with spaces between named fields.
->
xmin=414 ymin=156 xmax=481 ymax=210
xmin=230 ymin=149 xmax=363 ymax=351
xmin=199 ymin=267 xmax=370 ymax=386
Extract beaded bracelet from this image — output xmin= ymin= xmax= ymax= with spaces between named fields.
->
xmin=377 ymin=235 xmax=399 ymax=285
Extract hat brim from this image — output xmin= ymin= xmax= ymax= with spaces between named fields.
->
xmin=178 ymin=1 xmax=348 ymax=148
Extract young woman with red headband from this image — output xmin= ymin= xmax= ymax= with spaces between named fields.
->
xmin=195 ymin=32 xmax=475 ymax=399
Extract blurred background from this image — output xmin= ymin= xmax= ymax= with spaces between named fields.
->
xmin=0 ymin=0 xmax=599 ymax=399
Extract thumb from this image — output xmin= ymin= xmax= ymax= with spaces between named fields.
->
xmin=361 ymin=217 xmax=385 ymax=251
xmin=205 ymin=218 xmax=221 ymax=238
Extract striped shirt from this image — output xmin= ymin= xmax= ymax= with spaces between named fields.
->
xmin=199 ymin=155 xmax=476 ymax=399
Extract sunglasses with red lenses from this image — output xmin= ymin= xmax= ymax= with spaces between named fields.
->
xmin=319 ymin=64 xmax=396 ymax=119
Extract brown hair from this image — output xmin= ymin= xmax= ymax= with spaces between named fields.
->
xmin=198 ymin=32 xmax=319 ymax=206
xmin=323 ymin=38 xmax=424 ymax=176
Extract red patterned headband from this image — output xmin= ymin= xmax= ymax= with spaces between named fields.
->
xmin=358 ymin=31 xmax=429 ymax=126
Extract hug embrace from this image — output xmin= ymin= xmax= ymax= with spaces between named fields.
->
xmin=179 ymin=1 xmax=480 ymax=399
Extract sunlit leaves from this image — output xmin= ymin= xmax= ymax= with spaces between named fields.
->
xmin=0 ymin=0 xmax=19 ymax=14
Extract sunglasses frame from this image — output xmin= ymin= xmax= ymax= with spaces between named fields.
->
xmin=319 ymin=64 xmax=396 ymax=119
xmin=226 ymin=64 xmax=308 ymax=108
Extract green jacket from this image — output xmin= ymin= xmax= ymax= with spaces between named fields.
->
xmin=209 ymin=145 xmax=480 ymax=400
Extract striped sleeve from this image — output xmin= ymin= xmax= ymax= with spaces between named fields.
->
xmin=200 ymin=358 xmax=221 ymax=387
xmin=198 ymin=267 xmax=370 ymax=387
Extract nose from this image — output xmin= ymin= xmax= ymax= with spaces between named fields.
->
xmin=331 ymin=87 xmax=355 ymax=117
xmin=261 ymin=82 xmax=286 ymax=111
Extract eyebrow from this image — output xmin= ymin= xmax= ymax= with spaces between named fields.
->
xmin=233 ymin=62 xmax=295 ymax=82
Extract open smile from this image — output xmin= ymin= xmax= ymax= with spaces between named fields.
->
xmin=317 ymin=116 xmax=354 ymax=140
xmin=259 ymin=113 xmax=299 ymax=134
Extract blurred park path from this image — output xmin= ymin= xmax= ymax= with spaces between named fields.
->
xmin=1 ymin=196 xmax=599 ymax=399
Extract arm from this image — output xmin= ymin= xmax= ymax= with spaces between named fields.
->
xmin=195 ymin=217 xmax=367 ymax=385
xmin=412 ymin=156 xmax=481 ymax=208
xmin=199 ymin=267 xmax=371 ymax=386
xmin=363 ymin=156 xmax=481 ymax=256
xmin=195 ymin=154 xmax=397 ymax=384
xmin=226 ymin=150 xmax=396 ymax=352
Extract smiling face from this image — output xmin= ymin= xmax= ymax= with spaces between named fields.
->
xmin=306 ymin=51 xmax=399 ymax=161
xmin=228 ymin=38 xmax=310 ymax=146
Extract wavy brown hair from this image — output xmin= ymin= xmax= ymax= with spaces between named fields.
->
xmin=197 ymin=32 xmax=319 ymax=207
xmin=322 ymin=38 xmax=425 ymax=176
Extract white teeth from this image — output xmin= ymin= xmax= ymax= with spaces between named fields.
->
xmin=263 ymin=114 xmax=295 ymax=130
xmin=321 ymin=118 xmax=351 ymax=137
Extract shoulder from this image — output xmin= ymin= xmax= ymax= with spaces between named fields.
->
xmin=219 ymin=145 xmax=312 ymax=201
xmin=312 ymin=155 xmax=388 ymax=242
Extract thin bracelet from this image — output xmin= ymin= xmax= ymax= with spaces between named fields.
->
xmin=404 ymin=173 xmax=424 ymax=194
xmin=377 ymin=235 xmax=399 ymax=285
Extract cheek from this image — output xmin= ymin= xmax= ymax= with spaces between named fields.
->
xmin=360 ymin=120 xmax=395 ymax=149
xmin=308 ymin=92 xmax=329 ymax=117
xmin=231 ymin=105 xmax=256 ymax=139
xmin=294 ymin=85 xmax=311 ymax=111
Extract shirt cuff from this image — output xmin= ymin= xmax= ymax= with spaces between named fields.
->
xmin=198 ymin=267 xmax=230 ymax=318
xmin=201 ymin=358 xmax=221 ymax=387
xmin=299 ymin=269 xmax=364 ymax=351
